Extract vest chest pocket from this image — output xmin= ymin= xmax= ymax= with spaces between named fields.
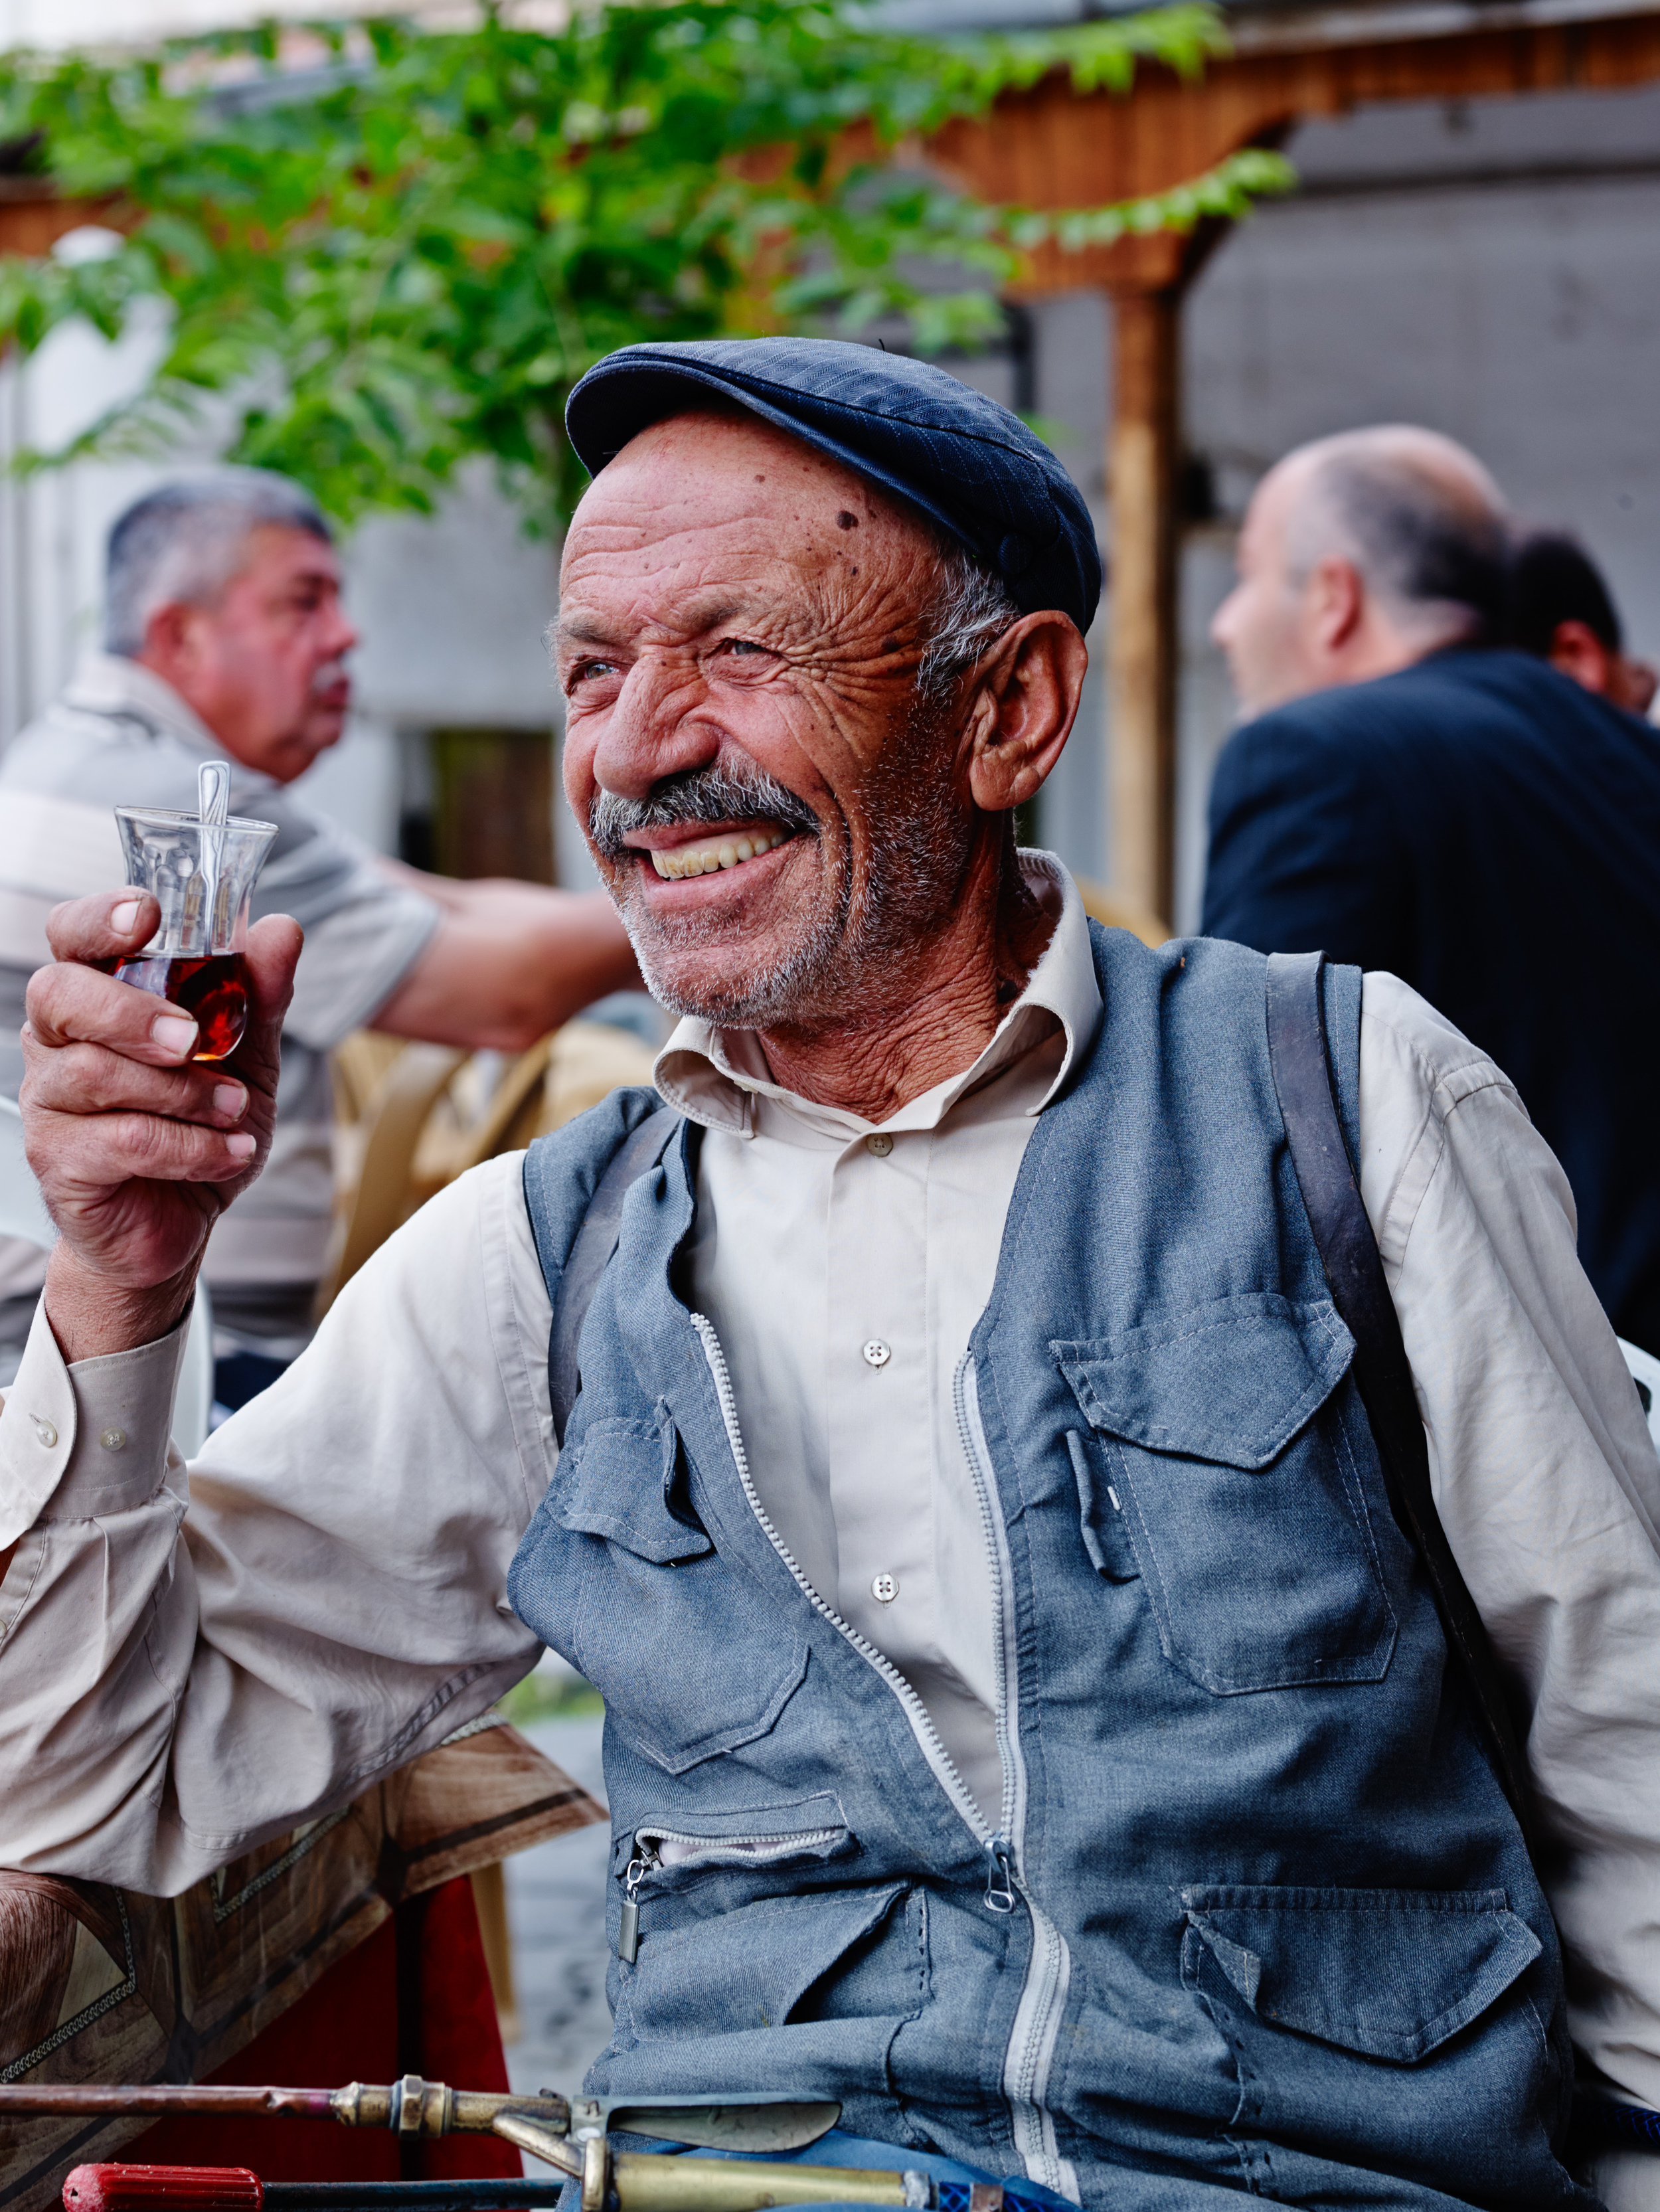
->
xmin=1055 ymin=1294 xmax=1398 ymax=1695
xmin=508 ymin=1403 xmax=807 ymax=1773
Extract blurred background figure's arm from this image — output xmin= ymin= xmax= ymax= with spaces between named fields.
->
xmin=370 ymin=859 xmax=639 ymax=1053
xmin=1199 ymin=707 xmax=1408 ymax=970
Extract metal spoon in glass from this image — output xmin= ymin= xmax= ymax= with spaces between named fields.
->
xmin=98 ymin=763 xmax=278 ymax=1063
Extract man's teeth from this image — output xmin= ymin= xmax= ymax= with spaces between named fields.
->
xmin=649 ymin=831 xmax=788 ymax=881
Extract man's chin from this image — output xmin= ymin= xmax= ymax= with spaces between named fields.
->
xmin=624 ymin=914 xmax=835 ymax=1031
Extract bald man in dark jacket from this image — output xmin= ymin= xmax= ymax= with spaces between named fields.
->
xmin=1203 ymin=429 xmax=1660 ymax=1354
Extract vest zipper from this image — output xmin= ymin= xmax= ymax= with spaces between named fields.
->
xmin=637 ymin=1824 xmax=847 ymax=1866
xmin=689 ymin=1312 xmax=993 ymax=1844
xmin=954 ymin=1353 xmax=1080 ymax=2206
xmin=618 ymin=1835 xmax=660 ymax=1964
xmin=693 ymin=1310 xmax=1075 ymax=2197
xmin=619 ymin=1819 xmax=849 ymax=1960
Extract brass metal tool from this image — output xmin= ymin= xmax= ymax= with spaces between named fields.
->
xmin=4 ymin=2079 xmax=875 ymax=2212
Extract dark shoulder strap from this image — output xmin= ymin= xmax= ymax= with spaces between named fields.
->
xmin=1266 ymin=949 xmax=1531 ymax=1825
xmin=528 ymin=1103 xmax=679 ymax=1448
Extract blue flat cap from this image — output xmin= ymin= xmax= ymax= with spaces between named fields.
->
xmin=565 ymin=337 xmax=1103 ymax=634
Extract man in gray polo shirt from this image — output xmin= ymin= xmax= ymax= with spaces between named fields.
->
xmin=0 ymin=469 xmax=637 ymax=1399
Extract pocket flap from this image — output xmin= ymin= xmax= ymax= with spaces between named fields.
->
xmin=622 ymin=1880 xmax=911 ymax=2035
xmin=1182 ymin=1884 xmax=1542 ymax=2063
xmin=1056 ymin=1294 xmax=1355 ymax=1469
xmin=553 ymin=1408 xmax=713 ymax=1564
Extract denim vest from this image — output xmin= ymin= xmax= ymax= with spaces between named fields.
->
xmin=511 ymin=926 xmax=1588 ymax=2210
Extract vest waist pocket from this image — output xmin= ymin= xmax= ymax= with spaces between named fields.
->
xmin=614 ymin=1876 xmax=928 ymax=2049
xmin=1055 ymin=1292 xmax=1398 ymax=1694
xmin=1179 ymin=1883 xmax=1542 ymax=2064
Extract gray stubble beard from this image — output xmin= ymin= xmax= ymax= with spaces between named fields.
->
xmin=589 ymin=725 xmax=973 ymax=1033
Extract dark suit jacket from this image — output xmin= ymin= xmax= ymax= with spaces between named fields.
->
xmin=1202 ymin=647 xmax=1660 ymax=1353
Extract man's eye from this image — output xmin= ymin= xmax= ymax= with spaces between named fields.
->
xmin=569 ymin=658 xmax=621 ymax=687
xmin=719 ymin=639 xmax=768 ymax=658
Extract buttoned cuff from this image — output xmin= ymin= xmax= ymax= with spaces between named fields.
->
xmin=0 ymin=1295 xmax=189 ymax=1546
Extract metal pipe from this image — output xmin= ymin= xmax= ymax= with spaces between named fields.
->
xmin=64 ymin=2175 xmax=572 ymax=2212
xmin=0 ymin=2082 xmax=568 ymax=2140
xmin=493 ymin=2119 xmax=917 ymax=2212
xmin=608 ymin=2155 xmax=914 ymax=2212
xmin=266 ymin=2191 xmax=568 ymax=2208
xmin=0 ymin=2089 xmax=339 ymax=2122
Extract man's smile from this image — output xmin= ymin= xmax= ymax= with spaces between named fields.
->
xmin=626 ymin=823 xmax=799 ymax=883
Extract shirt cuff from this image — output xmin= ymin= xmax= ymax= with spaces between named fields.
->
xmin=0 ymin=1294 xmax=189 ymax=1546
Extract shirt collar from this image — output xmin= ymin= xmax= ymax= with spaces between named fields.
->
xmin=655 ymin=849 xmax=1103 ymax=1141
xmin=62 ymin=651 xmax=279 ymax=791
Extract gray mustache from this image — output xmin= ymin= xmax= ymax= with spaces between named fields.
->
xmin=589 ymin=766 xmax=818 ymax=862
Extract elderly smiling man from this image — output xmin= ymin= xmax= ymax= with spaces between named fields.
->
xmin=2 ymin=342 xmax=1659 ymax=2212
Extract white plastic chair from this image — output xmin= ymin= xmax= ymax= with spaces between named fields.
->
xmin=0 ymin=1094 xmax=214 ymax=1458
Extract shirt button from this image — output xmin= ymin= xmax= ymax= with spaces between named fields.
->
xmin=101 ymin=1428 xmax=127 ymax=1452
xmin=31 ymin=1417 xmax=57 ymax=1450
xmin=865 ymin=1133 xmax=893 ymax=1157
xmin=862 ymin=1339 xmax=891 ymax=1369
xmin=871 ymin=1573 xmax=899 ymax=1604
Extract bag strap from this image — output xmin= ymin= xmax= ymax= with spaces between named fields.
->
xmin=1265 ymin=949 xmax=1532 ymax=1825
xmin=546 ymin=1105 xmax=679 ymax=1447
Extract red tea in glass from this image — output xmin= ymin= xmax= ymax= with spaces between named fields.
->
xmin=95 ymin=951 xmax=252 ymax=1063
xmin=111 ymin=794 xmax=276 ymax=1066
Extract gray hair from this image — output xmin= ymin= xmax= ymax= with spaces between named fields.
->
xmin=104 ymin=469 xmax=333 ymax=657
xmin=1286 ymin=432 xmax=1508 ymax=643
xmin=915 ymin=537 xmax=1023 ymax=703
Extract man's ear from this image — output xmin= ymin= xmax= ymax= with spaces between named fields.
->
xmin=963 ymin=611 xmax=1088 ymax=815
xmin=1305 ymin=556 xmax=1366 ymax=657
xmin=138 ymin=600 xmax=196 ymax=673
xmin=1548 ymin=619 xmax=1616 ymax=699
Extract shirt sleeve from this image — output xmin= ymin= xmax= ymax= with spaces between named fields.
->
xmin=1358 ymin=972 xmax=1660 ymax=2120
xmin=0 ymin=1152 xmax=554 ymax=1895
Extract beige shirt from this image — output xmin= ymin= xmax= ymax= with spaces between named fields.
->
xmin=2 ymin=868 xmax=1659 ymax=2178
xmin=661 ymin=854 xmax=1096 ymax=1822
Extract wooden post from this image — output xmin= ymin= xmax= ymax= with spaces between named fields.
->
xmin=1108 ymin=286 xmax=1181 ymax=926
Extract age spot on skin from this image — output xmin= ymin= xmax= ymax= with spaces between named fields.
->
xmin=837 ymin=511 xmax=859 ymax=530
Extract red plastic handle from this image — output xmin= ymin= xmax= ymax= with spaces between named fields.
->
xmin=64 ymin=2166 xmax=264 ymax=2212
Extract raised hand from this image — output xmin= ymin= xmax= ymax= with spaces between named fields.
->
xmin=19 ymin=891 xmax=302 ymax=1363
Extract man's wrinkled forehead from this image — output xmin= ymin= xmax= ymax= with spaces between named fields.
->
xmin=565 ymin=406 xmax=920 ymax=565
xmin=558 ymin=407 xmax=935 ymax=651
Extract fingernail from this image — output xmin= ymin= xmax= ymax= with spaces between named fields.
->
xmin=212 ymin=1082 xmax=248 ymax=1120
xmin=152 ymin=1014 xmax=198 ymax=1057
xmin=111 ymin=900 xmax=140 ymax=934
xmin=226 ymin=1132 xmax=257 ymax=1159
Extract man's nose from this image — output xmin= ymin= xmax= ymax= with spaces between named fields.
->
xmin=590 ymin=658 xmax=718 ymax=802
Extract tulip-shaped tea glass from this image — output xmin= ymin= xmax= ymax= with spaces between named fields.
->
xmin=104 ymin=765 xmax=277 ymax=1064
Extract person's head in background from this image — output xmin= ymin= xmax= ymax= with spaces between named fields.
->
xmin=1508 ymin=529 xmax=1657 ymax=719
xmin=1211 ymin=426 xmax=1508 ymax=721
xmin=105 ymin=470 xmax=359 ymax=784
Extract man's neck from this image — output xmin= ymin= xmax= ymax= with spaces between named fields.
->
xmin=746 ymin=845 xmax=1054 ymax=1124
